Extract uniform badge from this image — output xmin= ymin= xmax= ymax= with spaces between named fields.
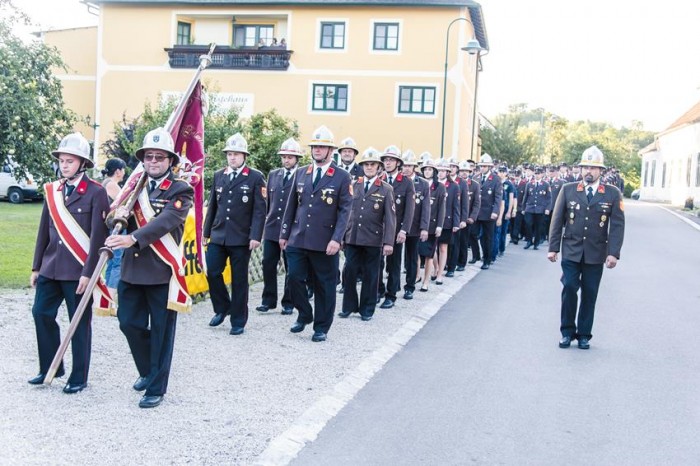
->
xmin=374 ymin=203 xmax=380 ymax=210
xmin=416 ymin=198 xmax=421 ymax=204
xmin=576 ymin=204 xmax=580 ymax=210
xmin=242 ymin=195 xmax=249 ymax=203
xmin=619 ymin=200 xmax=625 ymax=211
xmin=569 ymin=212 xmax=575 ymax=219
xmin=261 ymin=187 xmax=267 ymax=199
xmin=396 ymin=198 xmax=401 ymax=204
xmin=174 ymin=199 xmax=182 ymax=209
xmin=599 ymin=222 xmax=605 ymax=227
xmin=569 ymin=219 xmax=574 ymax=224
xmin=601 ymin=215 xmax=607 ymax=221
xmin=488 ymin=189 xmax=492 ymax=195
xmin=326 ymin=197 xmax=333 ymax=205
xmin=430 ymin=199 xmax=434 ymax=205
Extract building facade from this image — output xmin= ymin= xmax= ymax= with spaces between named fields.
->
xmin=42 ymin=0 xmax=488 ymax=164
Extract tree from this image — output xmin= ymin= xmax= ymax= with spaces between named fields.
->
xmin=0 ymin=0 xmax=76 ymax=183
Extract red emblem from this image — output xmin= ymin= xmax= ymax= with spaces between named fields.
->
xmin=242 ymin=167 xmax=250 ymax=176
xmin=396 ymin=173 xmax=404 ymax=182
xmin=374 ymin=178 xmax=382 ymax=186
xmin=576 ymin=182 xmax=584 ymax=192
xmin=306 ymin=165 xmax=313 ymax=174
xmin=326 ymin=167 xmax=335 ymax=177
xmin=160 ymin=179 xmax=172 ymax=191
xmin=77 ymin=179 xmax=88 ymax=194
xmin=597 ymin=184 xmax=605 ymax=193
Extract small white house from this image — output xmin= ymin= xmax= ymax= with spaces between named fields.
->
xmin=639 ymin=101 xmax=700 ymax=205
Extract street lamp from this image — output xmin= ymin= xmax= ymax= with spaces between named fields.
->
xmin=439 ymin=17 xmax=484 ymax=159
xmin=468 ymin=47 xmax=487 ymax=162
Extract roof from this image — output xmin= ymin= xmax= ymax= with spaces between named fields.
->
xmin=92 ymin=0 xmax=489 ymax=50
xmin=662 ymin=99 xmax=700 ymax=133
xmin=638 ymin=140 xmax=658 ymax=156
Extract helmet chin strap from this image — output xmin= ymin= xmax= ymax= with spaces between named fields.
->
xmin=63 ymin=161 xmax=88 ymax=183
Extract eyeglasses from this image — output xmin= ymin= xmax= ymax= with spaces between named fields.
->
xmin=143 ymin=153 xmax=169 ymax=162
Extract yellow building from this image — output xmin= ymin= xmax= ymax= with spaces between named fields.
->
xmin=43 ymin=0 xmax=488 ymax=163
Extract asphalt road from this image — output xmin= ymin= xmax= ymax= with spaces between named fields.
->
xmin=292 ymin=202 xmax=700 ymax=465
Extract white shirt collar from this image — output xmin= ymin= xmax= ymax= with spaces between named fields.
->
xmin=585 ymin=180 xmax=600 ymax=192
xmin=224 ymin=163 xmax=245 ymax=176
xmin=313 ymin=161 xmax=332 ymax=177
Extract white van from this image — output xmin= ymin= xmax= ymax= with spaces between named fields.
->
xmin=0 ymin=161 xmax=42 ymax=204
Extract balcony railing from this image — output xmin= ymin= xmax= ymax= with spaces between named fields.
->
xmin=164 ymin=45 xmax=293 ymax=70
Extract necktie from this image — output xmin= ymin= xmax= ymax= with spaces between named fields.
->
xmin=149 ymin=180 xmax=156 ymax=193
xmin=587 ymin=186 xmax=593 ymax=202
xmin=283 ymin=170 xmax=291 ymax=185
xmin=313 ymin=167 xmax=322 ymax=188
xmin=388 ymin=175 xmax=393 ymax=185
xmin=230 ymin=171 xmax=237 ymax=181
xmin=65 ymin=184 xmax=75 ymax=197
xmin=345 ymin=165 xmax=350 ymax=171
xmin=482 ymin=174 xmax=486 ymax=183
xmin=364 ymin=180 xmax=370 ymax=193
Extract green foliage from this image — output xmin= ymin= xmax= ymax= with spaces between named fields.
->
xmin=245 ymin=109 xmax=300 ymax=175
xmin=0 ymin=0 xmax=76 ymax=184
xmin=0 ymin=201 xmax=43 ymax=289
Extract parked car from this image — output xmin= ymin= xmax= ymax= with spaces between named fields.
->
xmin=0 ymin=160 xmax=43 ymax=204
xmin=631 ymin=189 xmax=640 ymax=200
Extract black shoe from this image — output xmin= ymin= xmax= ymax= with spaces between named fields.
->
xmin=133 ymin=376 xmax=149 ymax=391
xmin=230 ymin=327 xmax=245 ymax=335
xmin=403 ymin=290 xmax=414 ymax=300
xmin=256 ymin=304 xmax=275 ymax=312
xmin=559 ymin=336 xmax=572 ymax=348
xmin=435 ymin=280 xmax=443 ymax=285
xmin=498 ymin=252 xmax=504 ymax=257
xmin=63 ymin=382 xmax=87 ymax=394
xmin=430 ymin=275 xmax=437 ymax=281
xmin=380 ymin=298 xmax=395 ymax=309
xmin=480 ymin=263 xmax=490 ymax=270
xmin=533 ymin=246 xmax=539 ymax=250
xmin=524 ymin=242 xmax=532 ymax=250
xmin=209 ymin=313 xmax=226 ymax=327
xmin=512 ymin=241 xmax=519 ymax=245
xmin=578 ymin=338 xmax=590 ymax=349
xmin=360 ymin=315 xmax=372 ymax=322
xmin=456 ymin=266 xmax=465 ymax=272
xmin=311 ymin=332 xmax=327 ymax=342
xmin=28 ymin=374 xmax=46 ymax=385
xmin=139 ymin=395 xmax=163 ymax=409
xmin=468 ymin=258 xmax=479 ymax=264
xmin=281 ymin=307 xmax=294 ymax=315
xmin=445 ymin=271 xmax=454 ymax=278
xmin=290 ymin=322 xmax=306 ymax=333
xmin=338 ymin=311 xmax=351 ymax=318
xmin=419 ymin=286 xmax=429 ymax=292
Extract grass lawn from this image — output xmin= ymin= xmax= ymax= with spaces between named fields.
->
xmin=0 ymin=201 xmax=44 ymax=289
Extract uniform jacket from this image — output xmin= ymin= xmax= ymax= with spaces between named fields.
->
xmin=466 ymin=177 xmax=481 ymax=222
xmin=280 ymin=162 xmax=353 ymax=251
xmin=548 ymin=182 xmax=625 ymax=264
xmin=339 ymin=162 xmax=363 ymax=181
xmin=516 ymin=179 xmax=527 ymax=211
xmin=477 ymin=172 xmax=503 ymax=221
xmin=442 ymin=178 xmax=461 ymax=230
xmin=549 ymin=177 xmax=565 ymax=211
xmin=33 ymin=175 xmax=110 ymax=281
xmin=408 ymin=175 xmax=431 ymax=236
xmin=522 ymin=179 xmax=552 ymax=214
xmin=121 ymin=172 xmax=194 ymax=285
xmin=204 ymin=166 xmax=266 ymax=246
xmin=455 ymin=177 xmax=470 ymax=225
xmin=344 ymin=177 xmax=396 ymax=248
xmin=262 ymin=167 xmax=296 ymax=241
xmin=386 ymin=172 xmax=415 ymax=235
xmin=427 ymin=180 xmax=447 ymax=235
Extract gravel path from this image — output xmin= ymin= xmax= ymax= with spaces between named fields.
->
xmin=0 ymin=266 xmax=479 ymax=465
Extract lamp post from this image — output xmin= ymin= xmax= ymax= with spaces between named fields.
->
xmin=439 ymin=17 xmax=483 ymax=159
xmin=468 ymin=48 xmax=487 ymax=162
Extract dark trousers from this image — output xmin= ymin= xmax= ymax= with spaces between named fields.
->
xmin=382 ymin=242 xmax=403 ymax=300
xmin=560 ymin=259 xmax=604 ymax=340
xmin=447 ymin=228 xmax=462 ymax=271
xmin=468 ymin=222 xmax=481 ymax=261
xmin=261 ymin=239 xmax=292 ymax=309
xmin=118 ymin=281 xmax=178 ymax=397
xmin=457 ymin=223 xmax=472 ymax=266
xmin=497 ymin=218 xmax=510 ymax=254
xmin=286 ymin=246 xmax=338 ymax=333
xmin=512 ymin=212 xmax=525 ymax=243
xmin=525 ymin=212 xmax=545 ymax=246
xmin=32 ymin=276 xmax=92 ymax=384
xmin=477 ymin=219 xmax=496 ymax=264
xmin=206 ymin=243 xmax=251 ymax=328
xmin=343 ymin=244 xmax=381 ymax=317
xmin=404 ymin=236 xmax=420 ymax=292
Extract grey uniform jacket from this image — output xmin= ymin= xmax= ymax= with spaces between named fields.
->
xmin=477 ymin=172 xmax=503 ymax=221
xmin=386 ymin=172 xmax=415 ymax=235
xmin=263 ymin=167 xmax=296 ymax=242
xmin=408 ymin=175 xmax=431 ymax=236
xmin=344 ymin=177 xmax=397 ymax=248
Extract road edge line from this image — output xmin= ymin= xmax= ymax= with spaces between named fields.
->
xmin=657 ymin=205 xmax=700 ymax=232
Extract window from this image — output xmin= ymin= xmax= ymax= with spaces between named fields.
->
xmin=312 ymin=84 xmax=348 ymax=112
xmin=233 ymin=25 xmax=274 ymax=47
xmin=398 ymin=86 xmax=436 ymax=114
xmin=687 ymin=156 xmax=692 ymax=187
xmin=661 ymin=162 xmax=667 ymax=188
xmin=373 ymin=23 xmax=399 ymax=50
xmin=696 ymin=154 xmax=700 ymax=187
xmin=320 ymin=22 xmax=345 ymax=49
xmin=643 ymin=161 xmax=649 ymax=187
xmin=650 ymin=160 xmax=656 ymax=187
xmin=177 ymin=21 xmax=191 ymax=45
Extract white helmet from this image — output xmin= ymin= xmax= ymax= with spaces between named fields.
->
xmin=277 ymin=137 xmax=303 ymax=157
xmin=447 ymin=156 xmax=460 ymax=168
xmin=478 ymin=153 xmax=494 ymax=166
xmin=338 ymin=137 xmax=359 ymax=154
xmin=402 ymin=149 xmax=419 ymax=166
xmin=419 ymin=151 xmax=433 ymax=166
xmin=223 ymin=133 xmax=249 ymax=155
xmin=579 ymin=145 xmax=606 ymax=168
xmin=421 ymin=158 xmax=437 ymax=170
xmin=359 ymin=146 xmax=383 ymax=165
xmin=52 ymin=132 xmax=93 ymax=168
xmin=458 ymin=160 xmax=472 ymax=171
xmin=381 ymin=145 xmax=402 ymax=163
xmin=308 ymin=125 xmax=336 ymax=148
xmin=435 ymin=159 xmax=451 ymax=171
xmin=135 ymin=127 xmax=177 ymax=162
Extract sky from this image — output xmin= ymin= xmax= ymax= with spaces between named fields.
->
xmin=8 ymin=0 xmax=700 ymax=133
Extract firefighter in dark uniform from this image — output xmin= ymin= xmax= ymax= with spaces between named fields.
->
xmin=418 ymin=157 xmax=446 ymax=291
xmin=337 ymin=137 xmax=363 ymax=180
xmin=548 ymin=146 xmax=625 ymax=350
xmin=256 ymin=138 xmax=303 ymax=316
xmin=401 ymin=150 xmax=430 ymax=299
xmin=204 ymin=133 xmax=266 ymax=335
xmin=106 ymin=127 xmax=194 ymax=408
xmin=29 ymin=132 xmax=110 ymax=393
xmin=279 ymin=126 xmax=353 ymax=342
xmin=521 ymin=166 xmax=552 ymax=250
xmin=446 ymin=157 xmax=470 ymax=275
xmin=512 ymin=168 xmax=527 ymax=245
xmin=378 ymin=144 xmax=414 ymax=309
xmin=475 ymin=154 xmax=502 ymax=269
xmin=433 ymin=158 xmax=461 ymax=284
xmin=339 ymin=149 xmax=396 ymax=320
xmin=459 ymin=160 xmax=482 ymax=266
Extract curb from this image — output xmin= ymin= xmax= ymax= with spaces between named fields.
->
xmin=657 ymin=205 xmax=700 ymax=232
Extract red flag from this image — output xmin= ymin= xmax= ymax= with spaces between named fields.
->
xmin=170 ymin=81 xmax=206 ymax=268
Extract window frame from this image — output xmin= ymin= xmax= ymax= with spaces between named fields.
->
xmin=233 ymin=24 xmax=275 ymax=48
xmin=316 ymin=18 xmax=349 ymax=53
xmin=372 ymin=21 xmax=400 ymax=51
xmin=176 ymin=21 xmax=192 ymax=45
xmin=396 ymin=85 xmax=438 ymax=117
xmin=310 ymin=83 xmax=350 ymax=113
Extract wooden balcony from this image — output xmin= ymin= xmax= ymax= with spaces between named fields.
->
xmin=164 ymin=45 xmax=293 ymax=71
